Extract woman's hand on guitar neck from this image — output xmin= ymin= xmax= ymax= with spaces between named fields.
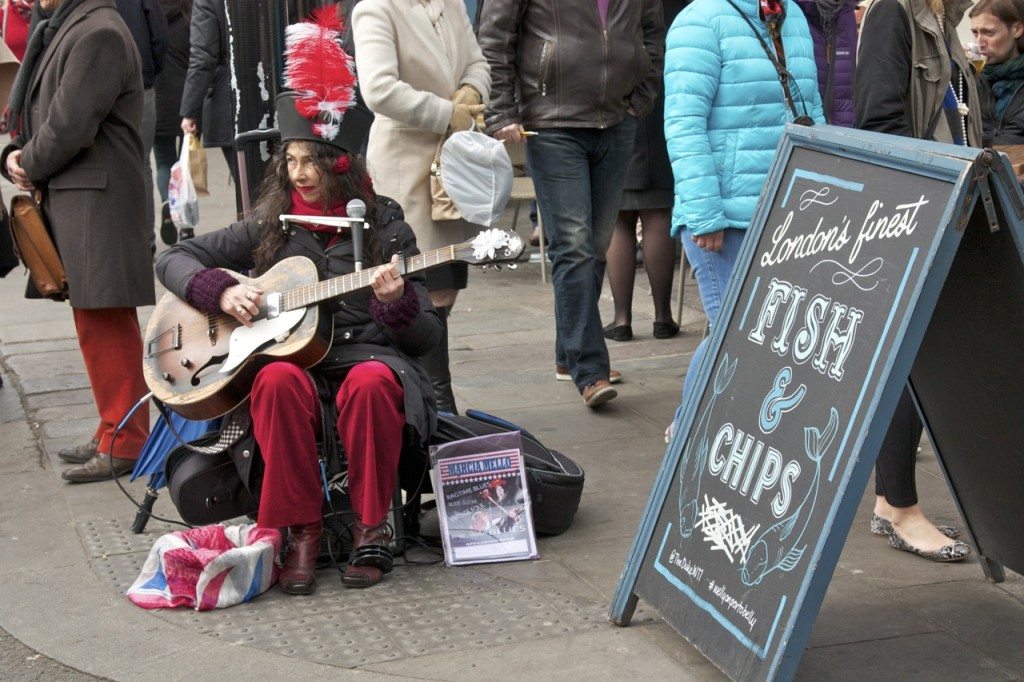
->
xmin=370 ymin=255 xmax=404 ymax=303
xmin=220 ymin=283 xmax=264 ymax=327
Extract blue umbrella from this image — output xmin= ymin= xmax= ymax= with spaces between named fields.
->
xmin=130 ymin=408 xmax=219 ymax=533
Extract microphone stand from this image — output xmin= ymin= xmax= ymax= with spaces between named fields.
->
xmin=279 ymin=198 xmax=369 ymax=269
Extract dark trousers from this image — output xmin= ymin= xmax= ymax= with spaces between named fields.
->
xmin=525 ymin=116 xmax=638 ymax=390
xmin=153 ymin=134 xmax=182 ymax=203
xmin=874 ymin=386 xmax=922 ymax=507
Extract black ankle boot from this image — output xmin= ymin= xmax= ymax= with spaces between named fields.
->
xmin=423 ymin=305 xmax=458 ymax=414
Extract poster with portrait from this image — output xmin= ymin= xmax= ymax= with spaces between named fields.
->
xmin=431 ymin=433 xmax=538 ymax=566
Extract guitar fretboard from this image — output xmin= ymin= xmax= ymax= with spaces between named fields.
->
xmin=280 ymin=245 xmax=458 ymax=311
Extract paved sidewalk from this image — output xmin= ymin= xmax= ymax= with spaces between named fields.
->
xmin=0 ymin=154 xmax=1022 ymax=681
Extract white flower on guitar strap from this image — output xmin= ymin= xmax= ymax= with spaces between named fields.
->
xmin=471 ymin=228 xmax=511 ymax=262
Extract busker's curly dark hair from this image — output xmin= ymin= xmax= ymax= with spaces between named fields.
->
xmin=251 ymin=140 xmax=382 ymax=274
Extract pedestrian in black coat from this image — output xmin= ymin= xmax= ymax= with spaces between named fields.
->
xmin=154 ymin=0 xmax=190 ymax=205
xmin=603 ymin=0 xmax=686 ymax=345
xmin=179 ymin=0 xmax=235 ymax=183
xmin=116 ymin=0 xmax=168 ymax=250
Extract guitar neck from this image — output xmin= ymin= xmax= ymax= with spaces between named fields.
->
xmin=279 ymin=245 xmax=459 ymax=311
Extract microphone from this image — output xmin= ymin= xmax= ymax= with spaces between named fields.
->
xmin=346 ymin=198 xmax=366 ymax=221
xmin=346 ymin=199 xmax=368 ymax=271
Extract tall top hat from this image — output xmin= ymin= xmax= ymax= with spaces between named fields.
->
xmin=277 ymin=6 xmax=372 ymax=154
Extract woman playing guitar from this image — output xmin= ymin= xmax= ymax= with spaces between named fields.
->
xmin=155 ymin=8 xmax=442 ymax=595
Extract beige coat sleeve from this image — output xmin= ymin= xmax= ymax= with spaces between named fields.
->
xmin=352 ymin=1 xmax=454 ymax=135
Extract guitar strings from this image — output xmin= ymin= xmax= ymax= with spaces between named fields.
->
xmin=281 ymin=247 xmax=458 ymax=311
xmin=152 ymin=246 xmax=465 ymax=343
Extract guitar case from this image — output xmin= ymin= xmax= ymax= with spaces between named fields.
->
xmin=430 ymin=409 xmax=585 ymax=536
xmin=164 ymin=407 xmax=263 ymax=526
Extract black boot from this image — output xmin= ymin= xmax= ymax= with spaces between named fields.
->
xmin=423 ymin=305 xmax=458 ymax=414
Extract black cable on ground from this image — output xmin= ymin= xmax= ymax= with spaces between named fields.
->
xmin=109 ymin=393 xmax=191 ymax=530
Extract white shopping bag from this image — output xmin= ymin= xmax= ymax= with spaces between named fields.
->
xmin=168 ymin=134 xmax=200 ymax=229
xmin=440 ymin=129 xmax=513 ymax=227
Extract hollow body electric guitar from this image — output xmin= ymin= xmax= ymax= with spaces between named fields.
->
xmin=143 ymin=229 xmax=525 ymax=420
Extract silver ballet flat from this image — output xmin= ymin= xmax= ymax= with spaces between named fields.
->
xmin=870 ymin=513 xmax=961 ymax=540
xmin=888 ymin=529 xmax=972 ymax=562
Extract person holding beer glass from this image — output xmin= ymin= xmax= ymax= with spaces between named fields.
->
xmin=970 ymin=0 xmax=1024 ymax=144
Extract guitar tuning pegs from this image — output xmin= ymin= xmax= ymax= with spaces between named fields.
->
xmin=493 ymin=264 xmax=502 ymax=271
xmin=481 ymin=264 xmax=489 ymax=272
xmin=508 ymin=263 xmax=517 ymax=270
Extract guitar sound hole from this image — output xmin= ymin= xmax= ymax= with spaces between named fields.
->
xmin=191 ymin=354 xmax=228 ymax=386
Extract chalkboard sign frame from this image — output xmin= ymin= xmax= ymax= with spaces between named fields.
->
xmin=610 ymin=124 xmax=998 ymax=681
xmin=909 ymin=149 xmax=1024 ymax=584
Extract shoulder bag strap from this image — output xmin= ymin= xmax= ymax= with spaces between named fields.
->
xmin=722 ymin=0 xmax=813 ymax=124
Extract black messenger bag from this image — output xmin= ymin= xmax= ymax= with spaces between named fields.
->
xmin=431 ymin=409 xmax=585 ymax=535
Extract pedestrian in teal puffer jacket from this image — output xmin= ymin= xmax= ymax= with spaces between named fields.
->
xmin=666 ymin=0 xmax=824 ymax=406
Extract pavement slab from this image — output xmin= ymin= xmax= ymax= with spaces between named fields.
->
xmin=797 ymin=632 xmax=1018 ymax=681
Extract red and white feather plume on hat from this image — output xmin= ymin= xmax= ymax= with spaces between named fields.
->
xmin=283 ymin=6 xmax=357 ymax=142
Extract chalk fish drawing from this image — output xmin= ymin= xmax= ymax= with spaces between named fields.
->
xmin=739 ymin=407 xmax=839 ymax=586
xmin=678 ymin=353 xmax=738 ymax=539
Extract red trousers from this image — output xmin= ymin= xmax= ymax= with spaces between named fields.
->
xmin=72 ymin=307 xmax=149 ymax=459
xmin=251 ymin=361 xmax=406 ymax=529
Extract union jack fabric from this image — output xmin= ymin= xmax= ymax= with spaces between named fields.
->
xmin=126 ymin=524 xmax=281 ymax=611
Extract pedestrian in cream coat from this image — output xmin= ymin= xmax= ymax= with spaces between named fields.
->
xmin=352 ymin=0 xmax=490 ymax=415
xmin=353 ymin=0 xmax=489 ymax=300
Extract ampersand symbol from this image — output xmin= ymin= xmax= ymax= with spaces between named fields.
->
xmin=759 ymin=367 xmax=807 ymax=434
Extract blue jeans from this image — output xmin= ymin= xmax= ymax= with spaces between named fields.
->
xmin=526 ymin=117 xmax=638 ymax=390
xmin=680 ymin=227 xmax=747 ymax=400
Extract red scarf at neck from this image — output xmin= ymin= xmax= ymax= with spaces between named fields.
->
xmin=288 ymin=188 xmax=348 ymax=231
xmin=287 ymin=189 xmax=352 ymax=248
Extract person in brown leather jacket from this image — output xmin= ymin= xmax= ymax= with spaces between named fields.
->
xmin=478 ymin=0 xmax=665 ymax=408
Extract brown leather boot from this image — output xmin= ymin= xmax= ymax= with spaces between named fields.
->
xmin=342 ymin=520 xmax=393 ymax=588
xmin=280 ymin=521 xmax=322 ymax=595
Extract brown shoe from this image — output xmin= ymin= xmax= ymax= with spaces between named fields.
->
xmin=582 ymin=380 xmax=617 ymax=408
xmin=58 ymin=438 xmax=99 ymax=464
xmin=556 ymin=366 xmax=622 ymax=384
xmin=61 ymin=453 xmax=135 ymax=483
xmin=280 ymin=521 xmax=322 ymax=595
xmin=342 ymin=520 xmax=393 ymax=588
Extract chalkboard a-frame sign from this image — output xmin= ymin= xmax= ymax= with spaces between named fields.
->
xmin=610 ymin=124 xmax=1024 ymax=681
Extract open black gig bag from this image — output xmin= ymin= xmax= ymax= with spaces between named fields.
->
xmin=432 ymin=410 xmax=585 ymax=535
